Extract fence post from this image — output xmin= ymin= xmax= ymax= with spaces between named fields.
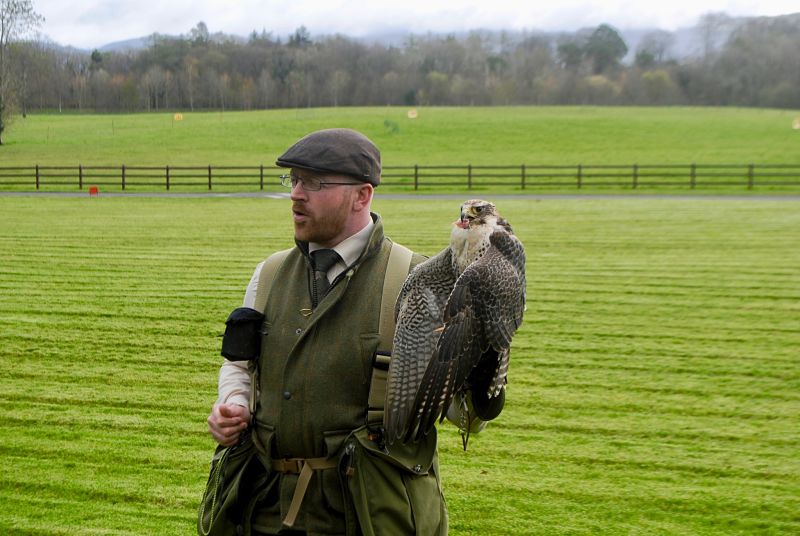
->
xmin=467 ymin=164 xmax=472 ymax=189
xmin=35 ymin=165 xmax=40 ymax=190
xmin=122 ymin=165 xmax=126 ymax=191
xmin=690 ymin=163 xmax=696 ymax=189
xmin=632 ymin=164 xmax=638 ymax=189
xmin=166 ymin=165 xmax=170 ymax=191
xmin=521 ymin=164 xmax=526 ymax=190
xmin=79 ymin=164 xmax=83 ymax=190
xmin=748 ymin=163 xmax=754 ymax=189
xmin=414 ymin=164 xmax=419 ymax=191
xmin=577 ymin=164 xmax=582 ymax=189
xmin=208 ymin=165 xmax=212 ymax=190
xmin=260 ymin=165 xmax=264 ymax=191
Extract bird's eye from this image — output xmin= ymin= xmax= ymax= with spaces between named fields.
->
xmin=476 ymin=206 xmax=483 ymax=213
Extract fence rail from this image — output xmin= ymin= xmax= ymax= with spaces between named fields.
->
xmin=1 ymin=163 xmax=799 ymax=191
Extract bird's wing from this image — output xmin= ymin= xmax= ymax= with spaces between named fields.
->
xmin=384 ymin=247 xmax=456 ymax=444
xmin=410 ymin=230 xmax=526 ymax=441
xmin=473 ymin=230 xmax=526 ymax=355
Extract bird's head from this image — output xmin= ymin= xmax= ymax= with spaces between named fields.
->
xmin=455 ymin=199 xmax=498 ymax=229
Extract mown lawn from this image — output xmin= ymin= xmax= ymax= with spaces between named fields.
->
xmin=0 ymin=106 xmax=800 ymax=194
xmin=0 ymin=195 xmax=798 ymax=534
xmin=3 ymin=106 xmax=799 ymax=166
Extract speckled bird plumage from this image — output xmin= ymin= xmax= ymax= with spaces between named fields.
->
xmin=384 ymin=199 xmax=526 ymax=446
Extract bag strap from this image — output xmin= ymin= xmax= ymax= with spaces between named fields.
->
xmin=378 ymin=242 xmax=413 ymax=354
xmin=271 ymin=456 xmax=339 ymax=527
xmin=254 ymin=248 xmax=293 ymax=313
xmin=247 ymin=248 xmax=292 ymax=416
xmin=367 ymin=242 xmax=413 ymax=426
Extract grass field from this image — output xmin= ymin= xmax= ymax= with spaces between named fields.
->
xmin=0 ymin=195 xmax=798 ymax=535
xmin=2 ymin=106 xmax=799 ymax=193
xmin=6 ymin=107 xmax=800 ymax=193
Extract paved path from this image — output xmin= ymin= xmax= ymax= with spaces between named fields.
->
xmin=4 ymin=191 xmax=800 ymax=201
xmin=2 ymin=191 xmax=799 ymax=201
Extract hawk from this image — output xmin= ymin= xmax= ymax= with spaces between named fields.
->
xmin=384 ymin=199 xmax=526 ymax=447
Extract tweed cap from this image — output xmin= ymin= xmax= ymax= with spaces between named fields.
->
xmin=276 ymin=128 xmax=381 ymax=186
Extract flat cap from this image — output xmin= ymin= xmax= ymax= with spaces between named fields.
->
xmin=276 ymin=128 xmax=381 ymax=186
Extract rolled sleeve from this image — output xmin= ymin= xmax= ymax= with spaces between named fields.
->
xmin=218 ymin=358 xmax=251 ymax=407
xmin=216 ymin=262 xmax=264 ymax=407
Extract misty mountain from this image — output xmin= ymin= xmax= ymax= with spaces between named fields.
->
xmin=86 ymin=16 xmax=755 ymax=61
xmin=98 ymin=36 xmax=159 ymax=53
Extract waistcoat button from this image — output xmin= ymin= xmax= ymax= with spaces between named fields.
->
xmin=283 ymin=391 xmax=292 ymax=400
xmin=295 ymin=328 xmax=303 ymax=335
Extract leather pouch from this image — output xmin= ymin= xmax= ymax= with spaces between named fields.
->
xmin=221 ymin=307 xmax=265 ymax=361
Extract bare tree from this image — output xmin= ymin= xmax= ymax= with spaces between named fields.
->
xmin=636 ymin=30 xmax=675 ymax=68
xmin=257 ymin=68 xmax=273 ymax=109
xmin=330 ymin=69 xmax=349 ymax=107
xmin=184 ymin=56 xmax=199 ymax=111
xmin=697 ymin=12 xmax=733 ymax=60
xmin=139 ymin=65 xmax=168 ymax=111
xmin=0 ymin=0 xmax=43 ymax=144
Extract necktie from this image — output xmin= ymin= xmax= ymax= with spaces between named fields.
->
xmin=311 ymin=249 xmax=341 ymax=306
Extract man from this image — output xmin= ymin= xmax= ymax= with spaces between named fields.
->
xmin=206 ymin=128 xmax=448 ymax=535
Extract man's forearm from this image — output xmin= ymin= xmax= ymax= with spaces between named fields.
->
xmin=218 ymin=358 xmax=250 ymax=407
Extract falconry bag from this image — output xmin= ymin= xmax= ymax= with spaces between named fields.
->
xmin=220 ymin=307 xmax=264 ymax=361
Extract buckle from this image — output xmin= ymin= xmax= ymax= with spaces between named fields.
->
xmin=273 ymin=458 xmax=304 ymax=474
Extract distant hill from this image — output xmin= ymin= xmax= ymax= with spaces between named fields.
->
xmin=97 ymin=31 xmax=246 ymax=53
xmin=99 ymin=36 xmax=162 ymax=53
xmin=85 ymin=17 xmax=758 ymax=61
xmin=42 ymin=11 xmax=797 ymax=59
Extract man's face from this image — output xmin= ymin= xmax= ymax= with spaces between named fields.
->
xmin=289 ymin=169 xmax=362 ymax=247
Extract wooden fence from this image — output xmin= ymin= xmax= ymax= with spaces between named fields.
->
xmin=1 ymin=163 xmax=799 ymax=191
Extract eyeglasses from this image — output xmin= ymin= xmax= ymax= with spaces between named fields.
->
xmin=279 ymin=174 xmax=360 ymax=191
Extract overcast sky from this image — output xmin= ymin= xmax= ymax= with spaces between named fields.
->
xmin=32 ymin=0 xmax=800 ymax=50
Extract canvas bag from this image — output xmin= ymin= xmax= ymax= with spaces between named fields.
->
xmin=339 ymin=426 xmax=448 ymax=535
xmin=197 ymin=431 xmax=278 ymax=536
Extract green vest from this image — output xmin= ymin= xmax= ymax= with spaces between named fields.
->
xmin=251 ymin=216 xmax=448 ymax=535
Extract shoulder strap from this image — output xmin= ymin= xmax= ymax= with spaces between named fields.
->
xmin=378 ymin=242 xmax=414 ymax=354
xmin=254 ymin=248 xmax=293 ymax=313
xmin=367 ymin=241 xmax=414 ymax=426
xmin=248 ymin=248 xmax=293 ymax=416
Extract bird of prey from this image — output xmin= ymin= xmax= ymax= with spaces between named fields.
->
xmin=384 ymin=199 xmax=526 ymax=448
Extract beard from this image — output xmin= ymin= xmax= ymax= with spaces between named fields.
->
xmin=292 ymin=197 xmax=352 ymax=246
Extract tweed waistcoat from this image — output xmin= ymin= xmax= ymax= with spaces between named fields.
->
xmin=253 ymin=216 xmax=413 ymax=533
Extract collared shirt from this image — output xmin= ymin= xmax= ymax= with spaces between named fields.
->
xmin=308 ymin=218 xmax=375 ymax=283
xmin=242 ymin=219 xmax=374 ymax=308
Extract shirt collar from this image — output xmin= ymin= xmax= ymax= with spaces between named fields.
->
xmin=308 ymin=219 xmax=375 ymax=270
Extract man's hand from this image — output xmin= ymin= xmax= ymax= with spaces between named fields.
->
xmin=208 ymin=403 xmax=251 ymax=447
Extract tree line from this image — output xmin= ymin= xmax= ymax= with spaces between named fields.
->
xmin=3 ymin=9 xmax=800 ymax=136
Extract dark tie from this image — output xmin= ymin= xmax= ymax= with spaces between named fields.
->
xmin=311 ymin=249 xmax=341 ymax=306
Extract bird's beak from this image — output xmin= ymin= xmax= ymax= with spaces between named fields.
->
xmin=462 ymin=205 xmax=475 ymax=220
xmin=456 ymin=208 xmax=470 ymax=229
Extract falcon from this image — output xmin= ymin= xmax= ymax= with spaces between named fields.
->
xmin=384 ymin=199 xmax=526 ymax=447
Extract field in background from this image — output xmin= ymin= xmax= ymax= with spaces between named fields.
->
xmin=0 ymin=196 xmax=798 ymax=534
xmin=3 ymin=106 xmax=799 ymax=167
xmin=4 ymin=106 xmax=799 ymax=193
